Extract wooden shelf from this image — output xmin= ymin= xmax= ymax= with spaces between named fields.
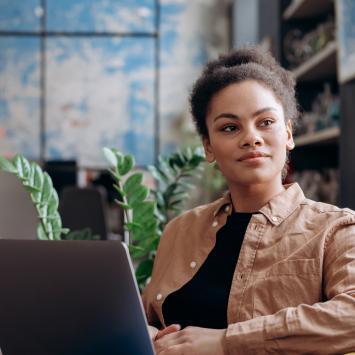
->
xmin=294 ymin=126 xmax=340 ymax=147
xmin=283 ymin=0 xmax=333 ymax=20
xmin=292 ymin=41 xmax=337 ymax=82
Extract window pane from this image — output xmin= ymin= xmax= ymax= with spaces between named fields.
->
xmin=46 ymin=0 xmax=156 ymax=33
xmin=0 ymin=37 xmax=40 ymax=159
xmin=0 ymin=0 xmax=42 ymax=32
xmin=45 ymin=37 xmax=155 ymax=167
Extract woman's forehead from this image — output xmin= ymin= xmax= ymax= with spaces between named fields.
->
xmin=207 ymin=81 xmax=284 ymax=117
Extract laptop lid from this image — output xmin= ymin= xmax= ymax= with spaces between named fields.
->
xmin=0 ymin=240 xmax=155 ymax=355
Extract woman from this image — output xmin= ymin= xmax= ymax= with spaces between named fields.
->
xmin=142 ymin=46 xmax=355 ymax=354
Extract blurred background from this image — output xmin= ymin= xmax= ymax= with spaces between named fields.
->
xmin=1 ymin=0 xmax=355 ymax=240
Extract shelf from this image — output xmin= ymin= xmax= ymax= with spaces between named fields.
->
xmin=292 ymin=41 xmax=337 ymax=82
xmin=294 ymin=126 xmax=340 ymax=147
xmin=283 ymin=0 xmax=333 ymax=20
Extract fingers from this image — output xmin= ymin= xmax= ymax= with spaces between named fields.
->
xmin=155 ymin=328 xmax=186 ymax=354
xmin=156 ymin=324 xmax=181 ymax=340
xmin=147 ymin=325 xmax=159 ymax=341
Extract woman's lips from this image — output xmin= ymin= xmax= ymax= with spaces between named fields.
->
xmin=237 ymin=152 xmax=270 ymax=162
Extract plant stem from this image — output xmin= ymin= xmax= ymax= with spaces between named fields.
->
xmin=118 ymin=179 xmax=131 ymax=245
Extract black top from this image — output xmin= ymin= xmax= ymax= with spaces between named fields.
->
xmin=162 ymin=211 xmax=252 ymax=329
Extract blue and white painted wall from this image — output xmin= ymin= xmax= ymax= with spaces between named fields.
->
xmin=0 ymin=0 xmax=229 ymax=167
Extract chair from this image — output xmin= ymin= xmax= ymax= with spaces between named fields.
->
xmin=44 ymin=160 xmax=77 ymax=196
xmin=59 ymin=186 xmax=108 ymax=240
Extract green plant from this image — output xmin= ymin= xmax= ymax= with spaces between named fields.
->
xmin=149 ymin=146 xmax=205 ymax=227
xmin=103 ymin=146 xmax=205 ymax=288
xmin=0 ymin=155 xmax=69 ymax=240
xmin=103 ymin=148 xmax=160 ymax=287
xmin=0 ymin=146 xmax=206 ymax=289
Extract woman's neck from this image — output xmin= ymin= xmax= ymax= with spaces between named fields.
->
xmin=229 ymin=180 xmax=285 ymax=213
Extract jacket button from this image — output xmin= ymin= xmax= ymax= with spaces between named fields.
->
xmin=156 ymin=293 xmax=163 ymax=301
xmin=272 ymin=216 xmax=278 ymax=222
xmin=190 ymin=261 xmax=197 ymax=269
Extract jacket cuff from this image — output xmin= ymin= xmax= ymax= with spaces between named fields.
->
xmin=225 ymin=317 xmax=266 ymax=355
xmin=224 ymin=311 xmax=293 ymax=355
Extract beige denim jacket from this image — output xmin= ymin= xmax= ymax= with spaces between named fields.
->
xmin=142 ymin=183 xmax=355 ymax=354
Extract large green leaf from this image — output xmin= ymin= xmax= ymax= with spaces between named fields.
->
xmin=103 ymin=147 xmax=118 ymax=167
xmin=129 ymin=244 xmax=146 ymax=259
xmin=47 ymin=189 xmax=59 ymax=216
xmin=41 ymin=173 xmax=53 ymax=203
xmin=13 ymin=154 xmax=31 ymax=180
xmin=37 ymin=224 xmax=48 ymax=240
xmin=123 ymin=172 xmax=143 ymax=195
xmin=148 ymin=165 xmax=169 ymax=184
xmin=133 ymin=201 xmax=155 ymax=223
xmin=135 ymin=259 xmax=154 ymax=285
xmin=118 ymin=155 xmax=134 ymax=175
xmin=128 ymin=185 xmax=150 ymax=208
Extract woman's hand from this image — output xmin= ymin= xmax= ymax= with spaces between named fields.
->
xmin=147 ymin=325 xmax=159 ymax=341
xmin=147 ymin=324 xmax=181 ymax=342
xmin=154 ymin=326 xmax=227 ymax=355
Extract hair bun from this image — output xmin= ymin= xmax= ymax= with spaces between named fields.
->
xmin=205 ymin=45 xmax=295 ymax=90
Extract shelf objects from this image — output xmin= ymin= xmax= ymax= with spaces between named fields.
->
xmin=283 ymin=0 xmax=333 ymax=21
xmin=291 ymin=41 xmax=337 ymax=81
xmin=291 ymin=168 xmax=338 ymax=204
xmin=294 ymin=126 xmax=340 ymax=147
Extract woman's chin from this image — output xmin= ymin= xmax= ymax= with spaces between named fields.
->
xmin=227 ymin=171 xmax=279 ymax=187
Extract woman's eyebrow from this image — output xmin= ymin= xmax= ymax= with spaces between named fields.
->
xmin=214 ymin=107 xmax=277 ymax=122
xmin=252 ymin=107 xmax=278 ymax=117
xmin=213 ymin=113 xmax=240 ymax=122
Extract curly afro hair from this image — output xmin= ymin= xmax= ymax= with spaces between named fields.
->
xmin=190 ymin=45 xmax=299 ymax=138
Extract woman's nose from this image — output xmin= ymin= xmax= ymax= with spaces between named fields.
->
xmin=239 ymin=129 xmax=263 ymax=148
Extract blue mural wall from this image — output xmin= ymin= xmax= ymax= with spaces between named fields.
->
xmin=0 ymin=0 xmax=228 ymax=167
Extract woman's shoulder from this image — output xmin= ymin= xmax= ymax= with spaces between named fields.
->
xmin=300 ymin=197 xmax=355 ymax=227
xmin=302 ymin=197 xmax=355 ymax=215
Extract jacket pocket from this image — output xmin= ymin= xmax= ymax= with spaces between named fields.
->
xmin=252 ymin=258 xmax=322 ymax=318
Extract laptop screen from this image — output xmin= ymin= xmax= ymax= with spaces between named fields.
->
xmin=0 ymin=240 xmax=155 ymax=355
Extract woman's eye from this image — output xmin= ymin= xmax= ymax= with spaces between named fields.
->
xmin=260 ymin=119 xmax=274 ymax=127
xmin=221 ymin=125 xmax=238 ymax=132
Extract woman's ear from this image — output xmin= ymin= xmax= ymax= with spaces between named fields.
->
xmin=286 ymin=120 xmax=295 ymax=151
xmin=202 ymin=137 xmax=215 ymax=163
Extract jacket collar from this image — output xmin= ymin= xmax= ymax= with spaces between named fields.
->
xmin=213 ymin=183 xmax=306 ymax=225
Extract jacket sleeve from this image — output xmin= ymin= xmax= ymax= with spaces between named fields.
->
xmin=224 ymin=224 xmax=355 ymax=355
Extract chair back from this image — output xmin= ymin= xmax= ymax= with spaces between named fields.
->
xmin=59 ymin=186 xmax=108 ymax=239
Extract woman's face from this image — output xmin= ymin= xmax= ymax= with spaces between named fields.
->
xmin=203 ymin=80 xmax=294 ymax=187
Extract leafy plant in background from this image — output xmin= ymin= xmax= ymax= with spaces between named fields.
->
xmin=149 ymin=146 xmax=205 ymax=227
xmin=0 ymin=155 xmax=69 ymax=240
xmin=0 ymin=146 xmax=206 ymax=289
xmin=103 ymin=147 xmax=160 ymax=288
xmin=103 ymin=146 xmax=205 ymax=288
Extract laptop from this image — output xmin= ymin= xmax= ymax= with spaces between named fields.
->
xmin=0 ymin=240 xmax=155 ymax=355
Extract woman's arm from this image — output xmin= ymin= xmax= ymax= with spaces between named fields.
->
xmin=223 ymin=224 xmax=355 ymax=355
